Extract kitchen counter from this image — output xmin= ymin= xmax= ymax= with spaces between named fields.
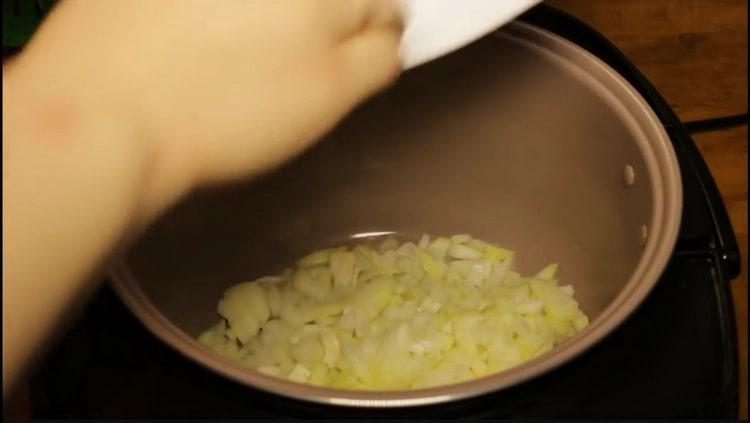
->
xmin=548 ymin=0 xmax=748 ymax=418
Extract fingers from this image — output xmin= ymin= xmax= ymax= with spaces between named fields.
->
xmin=339 ymin=25 xmax=403 ymax=103
xmin=327 ymin=0 xmax=404 ymax=40
xmin=336 ymin=0 xmax=404 ymax=106
xmin=364 ymin=0 xmax=404 ymax=34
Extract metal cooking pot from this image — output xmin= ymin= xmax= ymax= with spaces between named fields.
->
xmin=111 ymin=21 xmax=682 ymax=407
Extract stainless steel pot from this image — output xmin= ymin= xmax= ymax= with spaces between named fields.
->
xmin=110 ymin=22 xmax=682 ymax=407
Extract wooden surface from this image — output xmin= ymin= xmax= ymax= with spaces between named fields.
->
xmin=548 ymin=0 xmax=748 ymax=418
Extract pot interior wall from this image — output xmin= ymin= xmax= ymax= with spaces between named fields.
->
xmin=125 ymin=29 xmax=653 ymax=337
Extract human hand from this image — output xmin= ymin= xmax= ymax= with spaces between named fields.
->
xmin=1 ymin=1 xmax=402 ymax=394
xmin=8 ymin=0 xmax=403 ymax=216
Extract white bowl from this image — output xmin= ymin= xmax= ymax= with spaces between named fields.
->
xmin=400 ymin=0 xmax=543 ymax=69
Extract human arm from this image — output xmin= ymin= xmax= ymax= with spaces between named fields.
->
xmin=2 ymin=0 xmax=402 ymax=396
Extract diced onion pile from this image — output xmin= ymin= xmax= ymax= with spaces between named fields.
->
xmin=198 ymin=234 xmax=589 ymax=390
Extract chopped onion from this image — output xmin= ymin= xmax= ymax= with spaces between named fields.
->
xmin=199 ymin=234 xmax=589 ymax=390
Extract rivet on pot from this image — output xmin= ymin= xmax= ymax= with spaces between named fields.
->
xmin=622 ymin=165 xmax=636 ymax=187
xmin=640 ymin=225 xmax=649 ymax=246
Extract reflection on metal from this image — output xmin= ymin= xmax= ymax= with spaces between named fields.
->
xmin=350 ymin=231 xmax=396 ymax=239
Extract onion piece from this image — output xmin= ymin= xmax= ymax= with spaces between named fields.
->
xmin=200 ymin=234 xmax=589 ymax=391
